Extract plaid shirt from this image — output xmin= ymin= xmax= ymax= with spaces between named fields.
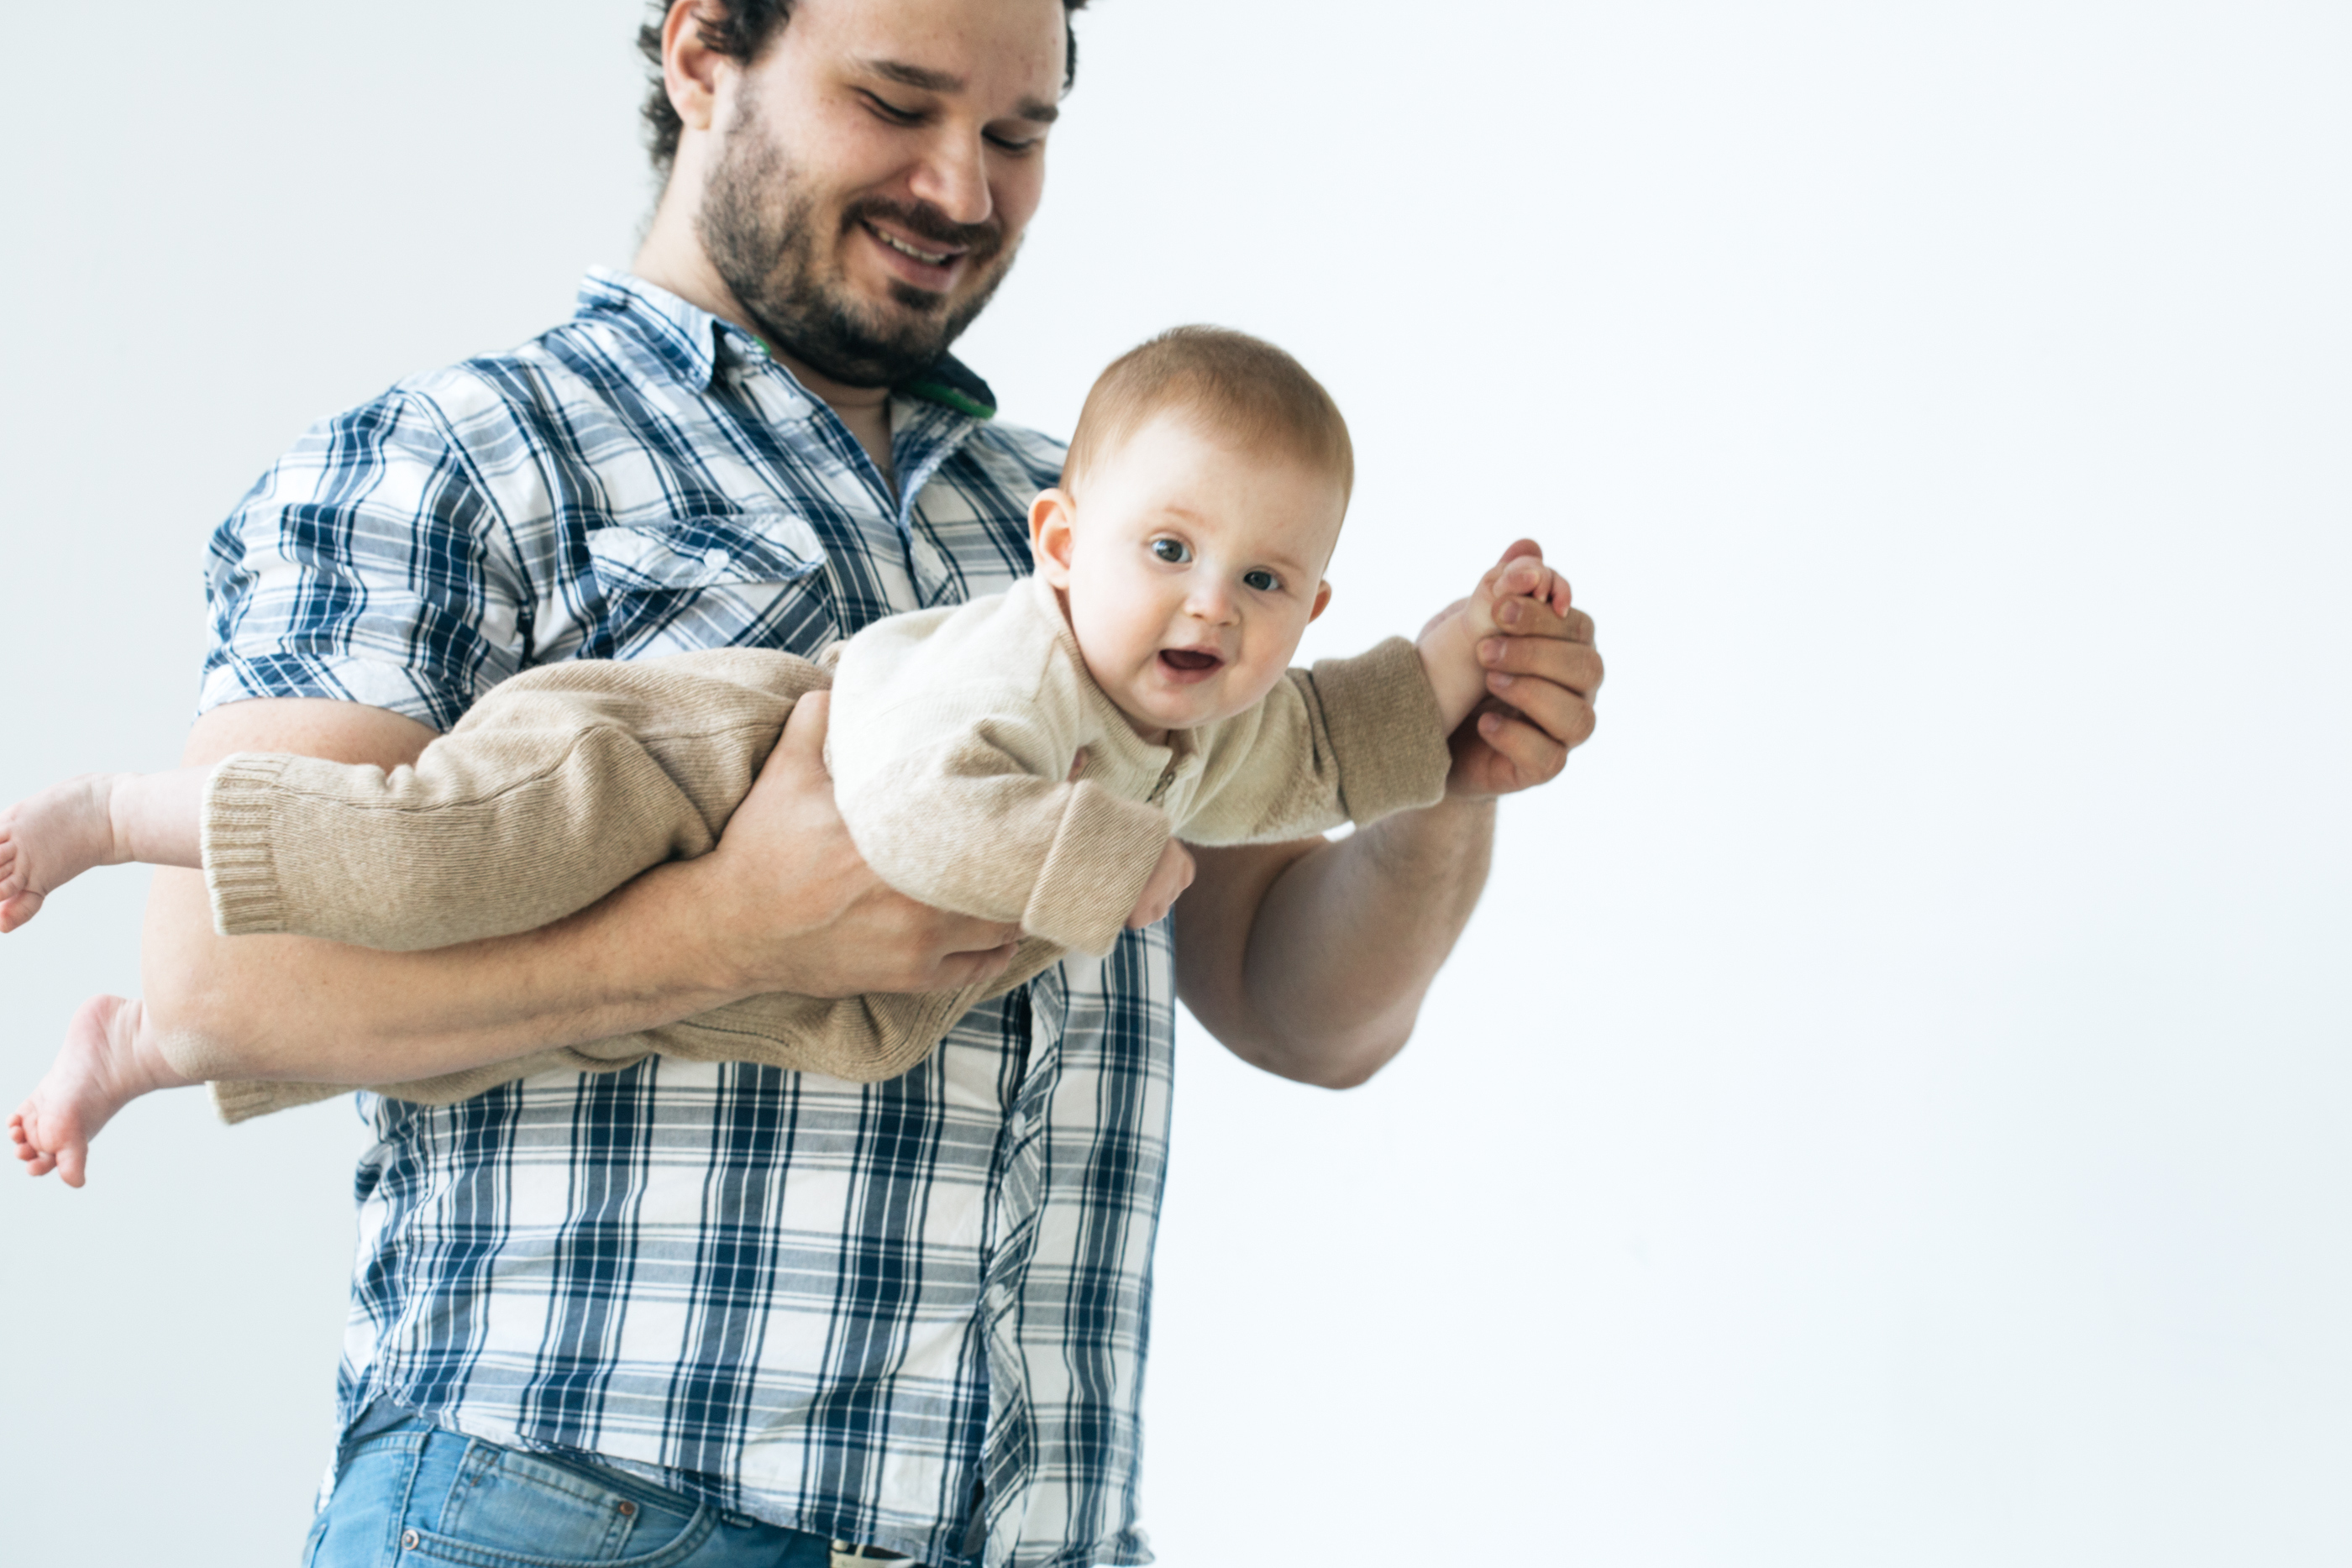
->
xmin=201 ymin=272 xmax=1171 ymax=1568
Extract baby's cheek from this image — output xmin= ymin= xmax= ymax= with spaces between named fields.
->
xmin=1226 ymin=658 xmax=1294 ymax=715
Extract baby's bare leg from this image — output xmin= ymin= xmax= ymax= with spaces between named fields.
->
xmin=0 ymin=769 xmax=205 ymax=933
xmin=8 ymin=995 xmax=197 ymax=1188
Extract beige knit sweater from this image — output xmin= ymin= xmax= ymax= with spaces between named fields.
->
xmin=206 ymin=575 xmax=1451 ymax=1124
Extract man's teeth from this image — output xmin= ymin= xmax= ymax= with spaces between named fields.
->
xmin=872 ymin=226 xmax=951 ymax=265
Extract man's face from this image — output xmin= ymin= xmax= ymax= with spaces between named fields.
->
xmin=695 ymin=0 xmax=1067 ymax=387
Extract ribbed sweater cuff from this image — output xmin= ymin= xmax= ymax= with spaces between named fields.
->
xmin=1024 ymin=784 xmax=1171 ymax=957
xmin=208 ymin=1077 xmax=346 ymax=1125
xmin=202 ymin=753 xmax=297 ymax=936
xmin=1311 ymin=637 xmax=1453 ymax=823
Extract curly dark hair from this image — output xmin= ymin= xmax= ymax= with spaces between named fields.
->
xmin=638 ymin=1 xmax=1087 ymax=178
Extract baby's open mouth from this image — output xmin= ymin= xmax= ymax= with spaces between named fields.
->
xmin=1158 ymin=648 xmax=1223 ymax=677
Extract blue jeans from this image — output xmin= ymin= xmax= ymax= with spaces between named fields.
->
xmin=303 ymin=1412 xmax=845 ymax=1567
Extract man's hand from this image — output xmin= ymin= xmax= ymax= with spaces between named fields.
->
xmin=1125 ymin=838 xmax=1196 ymax=930
xmin=685 ymin=690 xmax=1021 ymax=998
xmin=1421 ymin=538 xmax=1604 ymax=798
xmin=1179 ymin=538 xmax=1601 ymax=1086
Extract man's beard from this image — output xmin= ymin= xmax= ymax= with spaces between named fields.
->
xmin=696 ymin=99 xmax=1016 ymax=389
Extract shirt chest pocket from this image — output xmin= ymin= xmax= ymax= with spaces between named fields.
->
xmin=585 ymin=510 xmax=838 ymax=659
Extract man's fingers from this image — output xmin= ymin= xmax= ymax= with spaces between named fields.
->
xmin=931 ymin=936 xmax=1019 ymax=990
xmin=1486 ymin=675 xmax=1598 ymax=751
xmin=1474 ymin=710 xmax=1572 ymax=788
xmin=921 ymin=909 xmax=1020 ymax=955
xmin=1489 ymin=595 xmax=1593 ymax=645
xmin=777 ymin=687 xmax=832 ymax=760
xmin=1479 ymin=634 xmax=1604 ymax=698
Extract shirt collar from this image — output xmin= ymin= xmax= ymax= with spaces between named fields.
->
xmin=574 ymin=267 xmax=996 ymax=418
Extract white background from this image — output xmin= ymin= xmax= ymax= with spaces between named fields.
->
xmin=3 ymin=2 xmax=2348 ymax=1563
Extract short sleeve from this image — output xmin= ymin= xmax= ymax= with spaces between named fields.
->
xmin=199 ymin=390 xmax=532 ymax=733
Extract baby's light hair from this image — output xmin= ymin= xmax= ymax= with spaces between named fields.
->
xmin=1061 ymin=327 xmax=1354 ymax=505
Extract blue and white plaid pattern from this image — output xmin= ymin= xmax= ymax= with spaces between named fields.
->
xmin=202 ymin=272 xmax=1171 ymax=1568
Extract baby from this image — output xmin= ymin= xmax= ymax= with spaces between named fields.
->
xmin=5 ymin=327 xmax=1568 ymax=1185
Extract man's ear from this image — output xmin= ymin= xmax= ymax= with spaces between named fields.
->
xmin=1308 ymin=579 xmax=1333 ymax=622
xmin=664 ymin=0 xmax=727 ymax=135
xmin=1029 ymin=488 xmax=1078 ymax=587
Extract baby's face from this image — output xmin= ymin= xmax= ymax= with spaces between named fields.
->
xmin=1032 ymin=411 xmax=1343 ymax=739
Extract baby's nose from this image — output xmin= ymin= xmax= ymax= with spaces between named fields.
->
xmin=1185 ymin=584 xmax=1237 ymax=621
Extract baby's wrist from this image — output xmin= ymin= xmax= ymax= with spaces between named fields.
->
xmin=1415 ymin=618 xmax=1488 ymax=734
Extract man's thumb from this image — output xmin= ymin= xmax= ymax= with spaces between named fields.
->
xmin=779 ymin=687 xmax=832 ymax=768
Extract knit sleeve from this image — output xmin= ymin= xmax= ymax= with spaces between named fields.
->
xmin=833 ymin=690 xmax=1171 ymax=957
xmin=1177 ymin=637 xmax=1452 ymax=845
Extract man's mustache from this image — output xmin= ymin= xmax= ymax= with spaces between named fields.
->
xmin=842 ymin=197 xmax=1004 ymax=260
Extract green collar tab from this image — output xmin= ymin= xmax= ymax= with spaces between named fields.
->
xmin=900 ymin=354 xmax=998 ymax=420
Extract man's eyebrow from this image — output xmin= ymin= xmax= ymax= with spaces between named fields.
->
xmin=858 ymin=59 xmax=1060 ymax=123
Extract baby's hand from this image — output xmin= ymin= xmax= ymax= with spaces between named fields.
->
xmin=1126 ymin=837 xmax=1196 ymax=930
xmin=1417 ymin=554 xmax=1577 ymax=732
xmin=1464 ymin=553 xmax=1574 ymax=639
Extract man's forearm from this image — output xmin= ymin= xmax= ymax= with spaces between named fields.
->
xmin=140 ymin=690 xmax=1022 ymax=1085
xmin=1176 ymin=796 xmax=1495 ymax=1088
xmin=141 ymin=857 xmax=750 ymax=1083
xmin=138 ymin=695 xmax=754 ymax=1083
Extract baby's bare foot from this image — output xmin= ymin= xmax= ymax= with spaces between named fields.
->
xmin=8 ymin=994 xmax=193 ymax=1188
xmin=0 ymin=774 xmax=130 ymax=933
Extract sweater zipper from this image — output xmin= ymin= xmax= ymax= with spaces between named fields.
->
xmin=1146 ymin=761 xmax=1178 ymax=805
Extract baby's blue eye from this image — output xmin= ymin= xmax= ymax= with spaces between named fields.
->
xmin=1242 ymin=569 xmax=1280 ymax=593
xmin=1152 ymin=538 xmax=1191 ymax=564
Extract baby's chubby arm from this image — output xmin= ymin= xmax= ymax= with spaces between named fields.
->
xmin=1415 ymin=555 xmax=1578 ymax=735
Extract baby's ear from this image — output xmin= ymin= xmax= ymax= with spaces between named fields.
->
xmin=1029 ymin=488 xmax=1078 ymax=586
xmin=1308 ymin=579 xmax=1333 ymax=622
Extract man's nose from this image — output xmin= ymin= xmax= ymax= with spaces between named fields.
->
xmin=907 ymin=128 xmax=994 ymax=228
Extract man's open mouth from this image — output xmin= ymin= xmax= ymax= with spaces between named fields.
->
xmin=864 ymin=221 xmax=960 ymax=268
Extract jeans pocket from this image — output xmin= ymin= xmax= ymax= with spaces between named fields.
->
xmin=300 ymin=1503 xmax=333 ymax=1567
xmin=410 ymin=1442 xmax=711 ymax=1566
xmin=308 ymin=1432 xmax=430 ymax=1568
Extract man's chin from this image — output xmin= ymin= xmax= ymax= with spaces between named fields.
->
xmin=881 ymin=279 xmax=953 ymax=316
xmin=764 ymin=322 xmax=954 ymax=390
xmin=751 ymin=254 xmax=1009 ymax=386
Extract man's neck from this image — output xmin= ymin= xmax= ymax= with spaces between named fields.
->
xmin=633 ymin=223 xmax=898 ymax=493
xmin=781 ymin=354 xmax=895 ymax=494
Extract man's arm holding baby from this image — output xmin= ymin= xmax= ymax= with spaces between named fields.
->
xmin=1174 ymin=541 xmax=1602 ymax=1089
xmin=141 ymin=542 xmax=1593 ymax=1088
xmin=140 ymin=690 xmax=1022 ymax=1083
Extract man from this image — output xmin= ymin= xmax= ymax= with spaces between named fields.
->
xmin=150 ymin=0 xmax=1603 ymax=1562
